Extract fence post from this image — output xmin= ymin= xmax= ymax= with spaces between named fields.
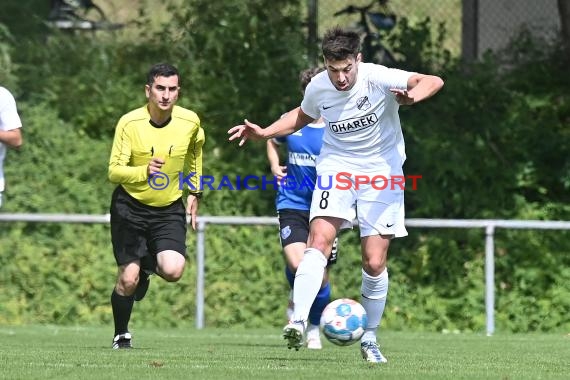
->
xmin=461 ymin=0 xmax=479 ymax=61
xmin=485 ymin=224 xmax=495 ymax=336
xmin=196 ymin=220 xmax=206 ymax=329
xmin=307 ymin=0 xmax=319 ymax=66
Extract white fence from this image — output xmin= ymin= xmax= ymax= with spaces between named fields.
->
xmin=2 ymin=213 xmax=570 ymax=335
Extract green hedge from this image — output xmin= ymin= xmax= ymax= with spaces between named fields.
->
xmin=2 ymin=221 xmax=569 ymax=333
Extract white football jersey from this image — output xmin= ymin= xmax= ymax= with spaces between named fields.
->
xmin=301 ymin=63 xmax=414 ymax=174
xmin=0 ymin=87 xmax=22 ymax=192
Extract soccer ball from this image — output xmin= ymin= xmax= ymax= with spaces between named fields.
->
xmin=320 ymin=298 xmax=367 ymax=346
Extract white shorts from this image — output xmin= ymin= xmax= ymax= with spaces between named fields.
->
xmin=309 ymin=171 xmax=407 ymax=238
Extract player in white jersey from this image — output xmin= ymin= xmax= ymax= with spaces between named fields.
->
xmin=228 ymin=26 xmax=444 ymax=363
xmin=0 ymin=86 xmax=24 ymax=208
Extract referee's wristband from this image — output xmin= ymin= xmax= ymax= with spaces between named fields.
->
xmin=188 ymin=192 xmax=203 ymax=199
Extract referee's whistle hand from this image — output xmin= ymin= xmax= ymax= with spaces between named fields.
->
xmin=148 ymin=157 xmax=166 ymax=175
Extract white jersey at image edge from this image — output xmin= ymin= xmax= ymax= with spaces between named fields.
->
xmin=0 ymin=87 xmax=23 ymax=192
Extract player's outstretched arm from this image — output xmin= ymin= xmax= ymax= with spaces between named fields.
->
xmin=228 ymin=107 xmax=314 ymax=147
xmin=390 ymin=74 xmax=444 ymax=105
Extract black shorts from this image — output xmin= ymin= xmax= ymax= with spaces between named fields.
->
xmin=110 ymin=185 xmax=187 ymax=266
xmin=277 ymin=208 xmax=338 ymax=265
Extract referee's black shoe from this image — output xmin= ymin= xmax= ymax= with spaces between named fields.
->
xmin=112 ymin=332 xmax=132 ymax=349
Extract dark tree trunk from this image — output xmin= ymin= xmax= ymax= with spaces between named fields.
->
xmin=558 ymin=0 xmax=570 ymax=61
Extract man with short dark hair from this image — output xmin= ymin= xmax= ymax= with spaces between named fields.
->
xmin=229 ymin=26 xmax=444 ymax=363
xmin=108 ymin=63 xmax=205 ymax=349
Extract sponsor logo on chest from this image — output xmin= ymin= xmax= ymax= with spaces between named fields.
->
xmin=329 ymin=113 xmax=378 ymax=134
xmin=288 ymin=152 xmax=317 ymax=167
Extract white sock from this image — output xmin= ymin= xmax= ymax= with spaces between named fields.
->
xmin=306 ymin=323 xmax=320 ymax=339
xmin=360 ymin=268 xmax=389 ymax=342
xmin=292 ymin=248 xmax=327 ymax=322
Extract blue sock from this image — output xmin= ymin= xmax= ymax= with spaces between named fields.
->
xmin=284 ymin=266 xmax=295 ymax=289
xmin=308 ymin=282 xmax=331 ymax=326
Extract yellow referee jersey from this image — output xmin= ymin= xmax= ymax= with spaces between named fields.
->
xmin=108 ymin=105 xmax=205 ymax=207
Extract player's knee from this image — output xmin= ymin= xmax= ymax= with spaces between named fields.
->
xmin=116 ymin=275 xmax=138 ymax=295
xmin=161 ymin=270 xmax=184 ymax=282
xmin=309 ymin=236 xmax=335 ymax=257
xmin=156 ymin=251 xmax=185 ymax=281
xmin=362 ymin=254 xmax=387 ymax=276
xmin=159 ymin=264 xmax=185 ymax=282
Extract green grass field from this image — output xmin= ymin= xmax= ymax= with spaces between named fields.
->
xmin=1 ymin=325 xmax=568 ymax=380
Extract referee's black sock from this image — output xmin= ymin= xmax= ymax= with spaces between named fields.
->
xmin=111 ymin=289 xmax=135 ymax=336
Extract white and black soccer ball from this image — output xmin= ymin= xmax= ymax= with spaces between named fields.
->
xmin=320 ymin=298 xmax=367 ymax=346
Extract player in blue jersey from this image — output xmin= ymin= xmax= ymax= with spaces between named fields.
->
xmin=266 ymin=67 xmax=338 ymax=350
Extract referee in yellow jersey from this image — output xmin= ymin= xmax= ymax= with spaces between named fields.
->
xmin=108 ymin=63 xmax=205 ymax=349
